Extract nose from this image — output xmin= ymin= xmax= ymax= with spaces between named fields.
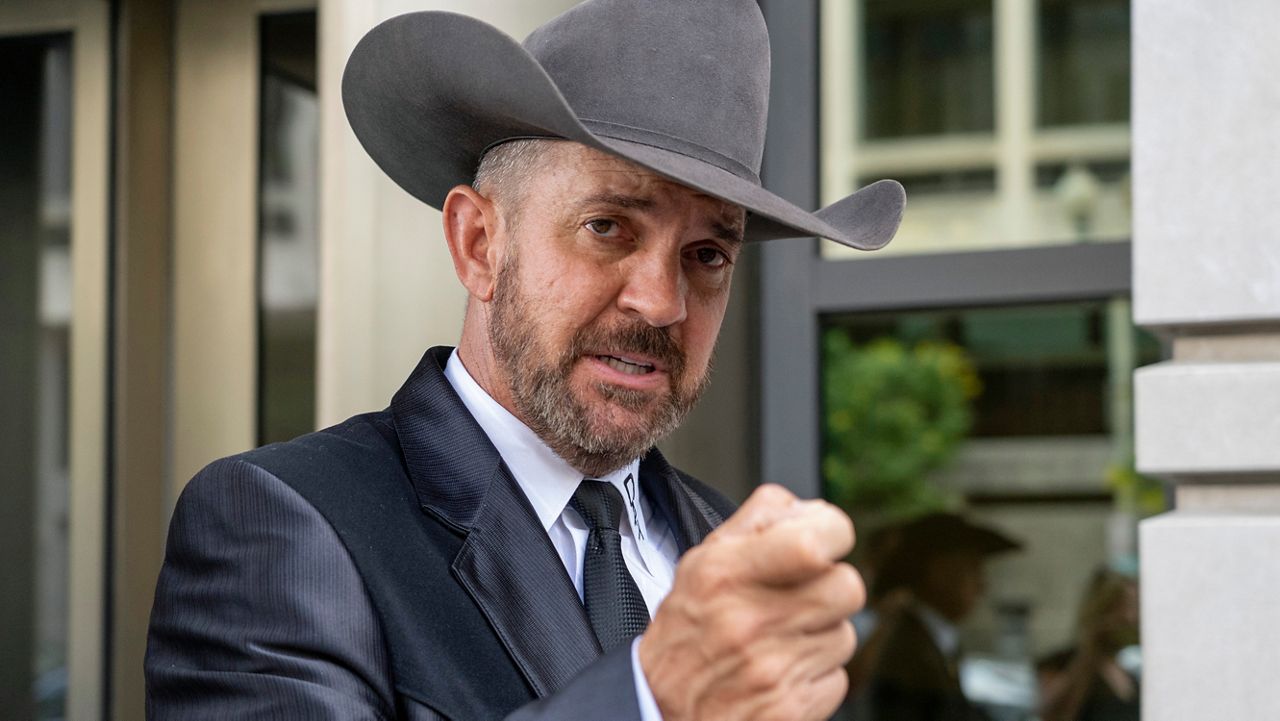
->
xmin=616 ymin=247 xmax=687 ymax=328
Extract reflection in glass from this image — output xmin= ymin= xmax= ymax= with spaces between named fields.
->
xmin=823 ymin=300 xmax=1161 ymax=719
xmin=825 ymin=301 xmax=1160 ymax=441
xmin=0 ymin=33 xmax=73 ymax=720
xmin=823 ymin=0 xmax=1132 ymax=258
xmin=1038 ymin=0 xmax=1130 ymax=127
xmin=1033 ymin=160 xmax=1131 ymax=245
xmin=863 ymin=0 xmax=994 ymax=139
xmin=258 ymin=12 xmax=318 ymax=445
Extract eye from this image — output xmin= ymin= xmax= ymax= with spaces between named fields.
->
xmin=692 ymin=246 xmax=729 ymax=268
xmin=585 ymin=218 xmax=621 ymax=237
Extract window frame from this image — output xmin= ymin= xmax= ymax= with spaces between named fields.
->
xmin=819 ymin=0 xmax=1130 ymax=258
xmin=757 ymin=0 xmax=1133 ymax=499
xmin=0 ymin=1 xmax=111 ymax=718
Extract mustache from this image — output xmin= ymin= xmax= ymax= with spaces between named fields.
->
xmin=568 ymin=319 xmax=685 ymax=377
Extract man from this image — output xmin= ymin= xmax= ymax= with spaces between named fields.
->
xmin=859 ymin=513 xmax=1022 ymax=721
xmin=145 ymin=1 xmax=905 ymax=719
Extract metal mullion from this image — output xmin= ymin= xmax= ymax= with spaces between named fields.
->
xmin=811 ymin=242 xmax=1133 ymax=315
xmin=759 ymin=0 xmax=823 ymax=499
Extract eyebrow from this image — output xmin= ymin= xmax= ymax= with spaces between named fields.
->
xmin=711 ymin=221 xmax=745 ymax=246
xmin=581 ymin=192 xmax=656 ymax=211
xmin=581 ymin=192 xmax=745 ymax=245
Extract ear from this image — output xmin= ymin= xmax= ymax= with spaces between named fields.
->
xmin=442 ymin=184 xmax=503 ymax=302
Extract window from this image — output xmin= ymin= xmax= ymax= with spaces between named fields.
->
xmin=862 ymin=0 xmax=995 ymax=139
xmin=0 ymin=33 xmax=74 ymax=720
xmin=823 ymin=300 xmax=1159 ymax=716
xmin=257 ymin=12 xmax=319 ymax=445
xmin=770 ymin=3 xmax=1155 ymax=717
xmin=821 ymin=0 xmax=1131 ymax=257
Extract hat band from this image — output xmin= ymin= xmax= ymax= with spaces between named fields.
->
xmin=580 ymin=118 xmax=761 ymax=185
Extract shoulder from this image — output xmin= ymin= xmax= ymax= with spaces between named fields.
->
xmin=183 ymin=410 xmax=406 ymax=510
xmin=163 ymin=409 xmax=412 ymax=588
xmin=876 ymin=609 xmax=939 ymax=667
xmin=167 ymin=408 xmax=397 ymax=549
xmin=670 ymin=466 xmax=738 ymax=523
xmin=175 ymin=408 xmax=419 ymax=553
xmin=149 ymin=419 xmax=398 ymax=718
xmin=237 ymin=410 xmax=400 ymax=481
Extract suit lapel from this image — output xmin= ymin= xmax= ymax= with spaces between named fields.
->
xmin=390 ymin=348 xmax=730 ymax=697
xmin=639 ymin=448 xmax=725 ymax=554
xmin=391 ymin=347 xmax=598 ymax=697
xmin=451 ymin=463 xmax=601 ymax=696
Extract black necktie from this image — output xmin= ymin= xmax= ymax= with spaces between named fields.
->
xmin=570 ymin=479 xmax=650 ymax=652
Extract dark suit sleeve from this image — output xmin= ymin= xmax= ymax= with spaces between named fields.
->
xmin=146 ymin=458 xmax=645 ymax=721
xmin=505 ymin=644 xmax=642 ymax=721
xmin=146 ymin=458 xmax=398 ymax=720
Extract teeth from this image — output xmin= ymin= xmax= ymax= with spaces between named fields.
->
xmin=600 ymin=355 xmax=654 ymax=375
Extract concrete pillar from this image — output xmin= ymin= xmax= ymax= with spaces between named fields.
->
xmin=1133 ymin=2 xmax=1280 ymax=718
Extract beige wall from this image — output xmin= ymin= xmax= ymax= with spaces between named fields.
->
xmin=170 ymin=0 xmax=259 ymax=489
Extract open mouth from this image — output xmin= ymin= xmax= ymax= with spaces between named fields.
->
xmin=596 ymin=354 xmax=657 ymax=376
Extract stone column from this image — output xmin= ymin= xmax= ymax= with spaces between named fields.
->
xmin=1133 ymin=2 xmax=1280 ymax=718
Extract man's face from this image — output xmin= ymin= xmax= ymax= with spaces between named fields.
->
xmin=920 ymin=550 xmax=988 ymax=623
xmin=485 ymin=143 xmax=745 ymax=476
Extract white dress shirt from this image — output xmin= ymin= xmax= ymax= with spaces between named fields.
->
xmin=916 ymin=604 xmax=961 ymax=660
xmin=444 ymin=350 xmax=674 ymax=720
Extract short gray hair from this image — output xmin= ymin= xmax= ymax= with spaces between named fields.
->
xmin=472 ymin=139 xmax=556 ymax=225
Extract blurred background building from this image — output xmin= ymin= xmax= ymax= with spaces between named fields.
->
xmin=1 ymin=0 xmax=1276 ymax=719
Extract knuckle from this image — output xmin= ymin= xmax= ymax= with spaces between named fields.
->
xmin=836 ymin=505 xmax=856 ymax=544
xmin=820 ymin=501 xmax=856 ymax=547
xmin=752 ymin=483 xmax=795 ymax=507
xmin=759 ymin=700 xmax=804 ymax=721
xmin=833 ymin=562 xmax=866 ymax=610
xmin=823 ymin=670 xmax=851 ymax=710
xmin=686 ymin=552 xmax=734 ymax=597
xmin=742 ymin=653 xmax=788 ymax=693
xmin=714 ymin=608 xmax=760 ymax=655
xmin=792 ymin=530 xmax=827 ymax=570
xmin=837 ymin=619 xmax=857 ymax=658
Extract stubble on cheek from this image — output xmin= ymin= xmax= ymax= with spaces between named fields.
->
xmin=489 ymin=268 xmax=712 ymax=475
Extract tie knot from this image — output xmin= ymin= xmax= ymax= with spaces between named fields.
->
xmin=570 ymin=479 xmax=626 ymax=532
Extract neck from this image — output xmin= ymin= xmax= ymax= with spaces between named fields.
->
xmin=457 ymin=309 xmax=522 ymax=422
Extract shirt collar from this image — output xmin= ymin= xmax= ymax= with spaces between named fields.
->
xmin=443 ymin=349 xmax=644 ymax=536
xmin=916 ymin=603 xmax=962 ymax=659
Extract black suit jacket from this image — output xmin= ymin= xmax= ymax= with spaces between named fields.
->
xmin=866 ymin=608 xmax=988 ymax=721
xmin=146 ymin=347 xmax=735 ymax=720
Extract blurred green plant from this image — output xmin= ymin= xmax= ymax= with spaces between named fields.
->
xmin=822 ymin=332 xmax=980 ymax=517
xmin=1106 ymin=459 xmax=1167 ymax=517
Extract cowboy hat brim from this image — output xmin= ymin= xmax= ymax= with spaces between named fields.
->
xmin=343 ymin=11 xmax=904 ymax=249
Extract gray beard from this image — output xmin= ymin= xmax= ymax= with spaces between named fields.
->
xmin=487 ymin=254 xmax=710 ymax=478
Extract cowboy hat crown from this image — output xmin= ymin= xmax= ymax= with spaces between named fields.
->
xmin=342 ymin=0 xmax=904 ymax=249
xmin=526 ymin=0 xmax=769 ymax=183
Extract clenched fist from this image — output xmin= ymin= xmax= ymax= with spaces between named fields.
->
xmin=639 ymin=484 xmax=865 ymax=721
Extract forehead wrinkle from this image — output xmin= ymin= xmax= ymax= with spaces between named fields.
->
xmin=549 ymin=144 xmax=746 ymax=238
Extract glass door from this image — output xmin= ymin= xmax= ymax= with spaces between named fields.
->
xmin=0 ymin=1 xmax=111 ymax=717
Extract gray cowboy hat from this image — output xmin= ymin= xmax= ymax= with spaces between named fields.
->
xmin=873 ymin=513 xmax=1022 ymax=596
xmin=342 ymin=0 xmax=904 ymax=249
